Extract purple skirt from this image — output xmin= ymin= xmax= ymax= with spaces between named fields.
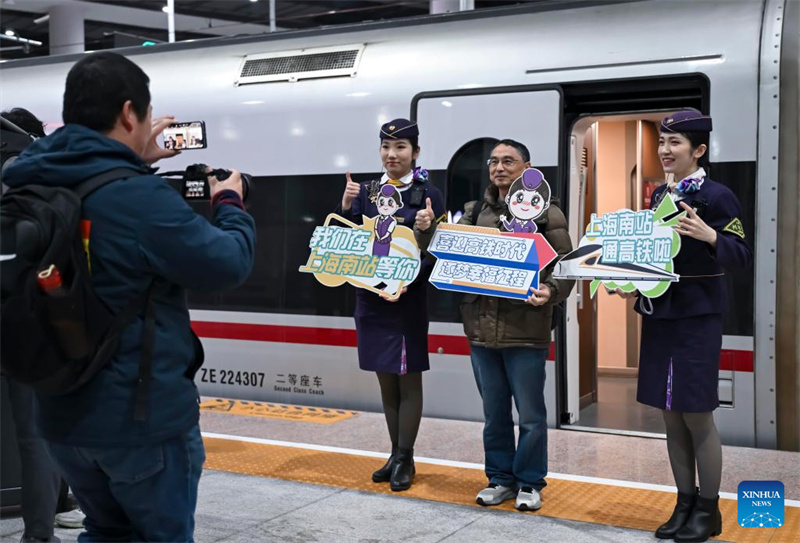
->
xmin=637 ymin=314 xmax=722 ymax=413
xmin=353 ymin=285 xmax=430 ymax=374
xmin=372 ymin=238 xmax=391 ymax=256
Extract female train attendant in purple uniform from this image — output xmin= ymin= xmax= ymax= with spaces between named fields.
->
xmin=338 ymin=119 xmax=445 ymax=491
xmin=610 ymin=110 xmax=751 ymax=542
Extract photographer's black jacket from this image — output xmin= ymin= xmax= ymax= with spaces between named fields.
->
xmin=3 ymin=124 xmax=256 ymax=447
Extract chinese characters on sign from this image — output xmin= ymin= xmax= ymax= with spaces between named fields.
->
xmin=299 ymin=214 xmax=421 ymax=299
xmin=427 ymin=223 xmax=557 ymax=300
xmin=553 ymin=197 xmax=685 ymax=299
xmin=587 ymin=210 xmax=672 ymax=265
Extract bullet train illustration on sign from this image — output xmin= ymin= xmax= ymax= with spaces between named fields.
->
xmin=553 ymin=197 xmax=685 ymax=285
xmin=552 ymin=242 xmax=679 ymax=283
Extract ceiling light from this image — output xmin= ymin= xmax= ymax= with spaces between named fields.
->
xmin=250 ymin=0 xmax=258 ymax=3
xmin=5 ymin=29 xmax=15 ymax=36
xmin=161 ymin=5 xmax=169 ymax=12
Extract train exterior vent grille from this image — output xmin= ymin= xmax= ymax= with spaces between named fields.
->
xmin=235 ymin=45 xmax=365 ymax=85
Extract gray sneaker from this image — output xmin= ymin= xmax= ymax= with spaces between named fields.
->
xmin=515 ymin=486 xmax=542 ymax=511
xmin=476 ymin=483 xmax=516 ymax=506
xmin=54 ymin=507 xmax=85 ymax=529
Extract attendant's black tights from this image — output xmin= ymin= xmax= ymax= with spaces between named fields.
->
xmin=376 ymin=372 xmax=423 ymax=451
xmin=662 ymin=410 xmax=722 ymax=499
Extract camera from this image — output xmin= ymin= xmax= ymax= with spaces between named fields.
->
xmin=160 ymin=164 xmax=251 ymax=202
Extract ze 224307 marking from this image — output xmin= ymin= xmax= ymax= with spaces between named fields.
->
xmin=199 ymin=368 xmax=265 ymax=388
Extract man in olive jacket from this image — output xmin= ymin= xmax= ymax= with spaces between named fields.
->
xmin=417 ymin=139 xmax=573 ymax=511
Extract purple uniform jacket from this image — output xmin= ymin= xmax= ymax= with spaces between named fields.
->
xmin=636 ymin=178 xmax=752 ymax=319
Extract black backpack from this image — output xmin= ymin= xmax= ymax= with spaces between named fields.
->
xmin=1 ymin=168 xmax=156 ymax=421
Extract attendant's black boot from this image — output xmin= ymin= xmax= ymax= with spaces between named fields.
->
xmin=656 ymin=489 xmax=697 ymax=539
xmin=390 ymin=448 xmax=415 ymax=492
xmin=372 ymin=445 xmax=397 ymax=483
xmin=675 ymin=495 xmax=722 ymax=542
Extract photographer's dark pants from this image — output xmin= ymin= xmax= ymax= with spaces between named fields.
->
xmin=47 ymin=424 xmax=205 ymax=543
xmin=6 ymin=378 xmax=63 ymax=541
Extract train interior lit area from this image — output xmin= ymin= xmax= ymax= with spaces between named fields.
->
xmin=570 ymin=116 xmax=668 ymax=437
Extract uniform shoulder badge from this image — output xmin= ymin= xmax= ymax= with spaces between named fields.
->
xmin=723 ymin=218 xmax=745 ymax=239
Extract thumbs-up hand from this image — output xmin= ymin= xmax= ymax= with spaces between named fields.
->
xmin=341 ymin=171 xmax=361 ymax=211
xmin=415 ymin=197 xmax=435 ymax=231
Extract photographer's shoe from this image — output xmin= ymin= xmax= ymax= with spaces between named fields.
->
xmin=55 ymin=507 xmax=85 ymax=529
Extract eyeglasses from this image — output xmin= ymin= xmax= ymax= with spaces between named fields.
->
xmin=486 ymin=158 xmax=519 ymax=168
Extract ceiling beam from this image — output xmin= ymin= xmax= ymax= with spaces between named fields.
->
xmin=0 ymin=0 xmax=279 ymax=38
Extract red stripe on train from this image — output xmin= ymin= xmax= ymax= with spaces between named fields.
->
xmin=190 ymin=321 xmax=753 ymax=372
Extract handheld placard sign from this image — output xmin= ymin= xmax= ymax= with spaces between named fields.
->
xmin=552 ymin=195 xmax=686 ymax=298
xmin=299 ymin=186 xmax=421 ymax=300
xmin=427 ymin=168 xmax=558 ymax=301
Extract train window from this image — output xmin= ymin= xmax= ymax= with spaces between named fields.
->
xmin=425 ymin=137 xmax=498 ymax=324
xmin=445 ymin=137 xmax=498 ymax=219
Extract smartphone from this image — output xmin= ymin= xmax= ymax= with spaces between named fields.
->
xmin=163 ymin=121 xmax=206 ymax=150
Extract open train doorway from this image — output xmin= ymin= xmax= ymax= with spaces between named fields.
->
xmin=564 ymin=114 xmax=668 ymax=437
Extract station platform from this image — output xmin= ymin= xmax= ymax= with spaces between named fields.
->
xmin=2 ymin=397 xmax=799 ymax=543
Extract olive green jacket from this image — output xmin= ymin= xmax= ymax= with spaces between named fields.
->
xmin=417 ymin=186 xmax=575 ymax=349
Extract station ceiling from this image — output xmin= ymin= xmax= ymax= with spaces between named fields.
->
xmin=0 ymin=0 xmax=534 ymax=60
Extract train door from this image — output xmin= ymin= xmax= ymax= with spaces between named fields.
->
xmin=562 ymin=115 xmax=668 ymax=437
xmin=562 ymin=114 xmax=757 ymax=446
xmin=413 ymin=88 xmax=563 ymax=427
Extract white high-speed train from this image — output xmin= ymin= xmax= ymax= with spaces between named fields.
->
xmin=2 ymin=0 xmax=797 ymax=449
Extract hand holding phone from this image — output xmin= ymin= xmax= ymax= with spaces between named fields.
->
xmin=143 ymin=115 xmax=179 ymax=165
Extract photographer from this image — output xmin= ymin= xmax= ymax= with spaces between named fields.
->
xmin=2 ymin=52 xmax=255 ymax=542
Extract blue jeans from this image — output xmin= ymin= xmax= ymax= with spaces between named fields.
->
xmin=470 ymin=345 xmax=548 ymax=491
xmin=47 ymin=424 xmax=205 ymax=542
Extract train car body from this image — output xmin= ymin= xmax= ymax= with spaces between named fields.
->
xmin=2 ymin=0 xmax=797 ymax=449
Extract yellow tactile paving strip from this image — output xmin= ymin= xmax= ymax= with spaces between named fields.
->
xmin=203 ymin=437 xmax=800 ymax=543
xmin=200 ymin=398 xmax=358 ymax=424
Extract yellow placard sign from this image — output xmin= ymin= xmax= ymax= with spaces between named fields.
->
xmin=299 ymin=213 xmax=421 ymax=300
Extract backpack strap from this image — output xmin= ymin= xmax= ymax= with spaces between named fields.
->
xmin=99 ymin=278 xmax=158 ymax=422
xmin=133 ymin=280 xmax=157 ymax=422
xmin=74 ymin=168 xmax=141 ymax=199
